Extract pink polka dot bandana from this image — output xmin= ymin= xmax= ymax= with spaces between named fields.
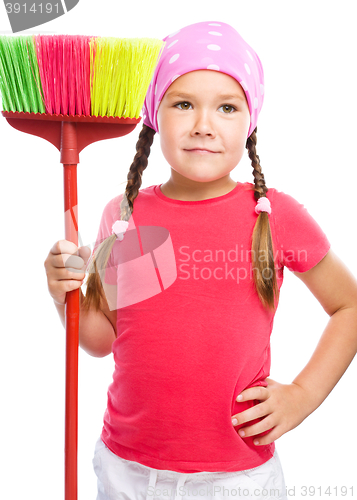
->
xmin=142 ymin=21 xmax=265 ymax=138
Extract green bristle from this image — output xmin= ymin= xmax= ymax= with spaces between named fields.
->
xmin=90 ymin=37 xmax=165 ymax=118
xmin=0 ymin=36 xmax=45 ymax=113
xmin=27 ymin=36 xmax=45 ymax=113
xmin=0 ymin=37 xmax=19 ymax=111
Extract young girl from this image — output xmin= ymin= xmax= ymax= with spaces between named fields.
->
xmin=44 ymin=21 xmax=357 ymax=500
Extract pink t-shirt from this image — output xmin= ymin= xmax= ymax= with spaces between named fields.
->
xmin=90 ymin=182 xmax=331 ymax=473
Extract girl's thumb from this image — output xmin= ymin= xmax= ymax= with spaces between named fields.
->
xmin=78 ymin=245 xmax=92 ymax=263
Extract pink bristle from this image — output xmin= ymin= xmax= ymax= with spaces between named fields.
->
xmin=70 ymin=36 xmax=77 ymax=114
xmin=54 ymin=37 xmax=60 ymax=113
xmin=69 ymin=37 xmax=75 ymax=114
xmin=73 ymin=36 xmax=84 ymax=115
xmin=77 ymin=37 xmax=84 ymax=115
xmin=72 ymin=37 xmax=79 ymax=114
xmin=83 ymin=36 xmax=91 ymax=116
xmin=54 ymin=36 xmax=62 ymax=114
xmin=80 ymin=36 xmax=90 ymax=116
xmin=83 ymin=37 xmax=91 ymax=115
xmin=45 ymin=37 xmax=55 ymax=113
xmin=60 ymin=37 xmax=68 ymax=115
xmin=78 ymin=38 xmax=85 ymax=114
xmin=50 ymin=36 xmax=55 ymax=113
xmin=68 ymin=38 xmax=75 ymax=115
xmin=44 ymin=37 xmax=54 ymax=113
xmin=34 ymin=34 xmax=93 ymax=116
xmin=44 ymin=37 xmax=53 ymax=112
xmin=90 ymin=37 xmax=97 ymax=101
xmin=53 ymin=37 xmax=60 ymax=114
xmin=61 ymin=36 xmax=69 ymax=114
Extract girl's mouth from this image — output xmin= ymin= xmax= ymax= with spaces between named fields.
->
xmin=185 ymin=149 xmax=218 ymax=154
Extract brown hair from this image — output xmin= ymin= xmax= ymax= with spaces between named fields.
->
xmin=81 ymin=124 xmax=279 ymax=313
xmin=246 ymin=127 xmax=279 ymax=310
xmin=81 ymin=124 xmax=156 ymax=313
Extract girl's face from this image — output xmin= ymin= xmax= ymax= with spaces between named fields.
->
xmin=157 ymin=70 xmax=251 ymax=185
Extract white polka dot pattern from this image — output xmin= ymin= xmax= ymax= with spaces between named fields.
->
xmin=246 ymin=50 xmax=253 ymax=61
xmin=169 ymin=54 xmax=180 ymax=64
xmin=240 ymin=80 xmax=248 ymax=91
xmin=142 ymin=21 xmax=265 ymax=137
xmin=207 ymin=44 xmax=221 ymax=51
xmin=167 ymin=40 xmax=179 ymax=49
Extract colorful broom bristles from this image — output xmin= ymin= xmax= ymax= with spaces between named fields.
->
xmin=34 ymin=35 xmax=92 ymax=116
xmin=89 ymin=37 xmax=163 ymax=118
xmin=0 ymin=35 xmax=164 ymax=118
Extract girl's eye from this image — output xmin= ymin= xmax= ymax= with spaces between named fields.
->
xmin=176 ymin=102 xmax=192 ymax=110
xmin=174 ymin=102 xmax=236 ymax=113
xmin=219 ymin=105 xmax=236 ymax=114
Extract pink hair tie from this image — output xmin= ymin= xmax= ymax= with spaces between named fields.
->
xmin=255 ymin=197 xmax=271 ymax=215
xmin=112 ymin=220 xmax=129 ymax=241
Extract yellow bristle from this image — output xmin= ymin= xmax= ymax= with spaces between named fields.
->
xmin=90 ymin=37 xmax=164 ymax=119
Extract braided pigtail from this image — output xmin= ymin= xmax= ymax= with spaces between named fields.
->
xmin=81 ymin=124 xmax=156 ymax=313
xmin=246 ymin=127 xmax=279 ymax=310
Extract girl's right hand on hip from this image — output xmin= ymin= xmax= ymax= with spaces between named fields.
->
xmin=44 ymin=240 xmax=91 ymax=306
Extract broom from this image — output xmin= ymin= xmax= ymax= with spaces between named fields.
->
xmin=0 ymin=34 xmax=164 ymax=500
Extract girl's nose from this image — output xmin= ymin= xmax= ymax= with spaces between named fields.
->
xmin=190 ymin=111 xmax=216 ymax=137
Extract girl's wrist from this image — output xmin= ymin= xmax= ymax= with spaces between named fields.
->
xmin=53 ymin=297 xmax=65 ymax=306
xmin=290 ymin=380 xmax=322 ymax=418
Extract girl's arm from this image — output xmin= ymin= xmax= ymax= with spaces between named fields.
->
xmin=290 ymin=248 xmax=357 ymax=412
xmin=45 ymin=240 xmax=117 ymax=358
xmin=54 ymin=288 xmax=117 ymax=358
xmin=231 ymin=248 xmax=357 ymax=444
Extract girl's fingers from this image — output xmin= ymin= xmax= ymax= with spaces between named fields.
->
xmin=63 ymin=254 xmax=85 ymax=270
xmin=51 ymin=267 xmax=86 ymax=281
xmin=78 ymin=245 xmax=92 ymax=264
xmin=236 ymin=415 xmax=275 ymax=438
xmin=232 ymin=401 xmax=270 ymax=427
xmin=45 ymin=241 xmax=87 ymax=304
xmin=236 ymin=385 xmax=269 ymax=403
xmin=49 ymin=253 xmax=82 ymax=270
xmin=50 ymin=241 xmax=91 ymax=269
xmin=251 ymin=426 xmax=282 ymax=446
xmin=51 ymin=252 xmax=86 ymax=271
xmin=51 ymin=239 xmax=79 ymax=256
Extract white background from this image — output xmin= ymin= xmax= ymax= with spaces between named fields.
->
xmin=1 ymin=1 xmax=356 ymax=499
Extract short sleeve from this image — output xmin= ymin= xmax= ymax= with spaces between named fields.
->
xmin=269 ymin=189 xmax=331 ymax=273
xmin=86 ymin=196 xmax=121 ymax=285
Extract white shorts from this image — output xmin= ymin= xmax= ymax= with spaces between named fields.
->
xmin=92 ymin=437 xmax=288 ymax=500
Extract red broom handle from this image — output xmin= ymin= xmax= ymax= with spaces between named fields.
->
xmin=1 ymin=112 xmax=140 ymax=500
xmin=64 ymin=164 xmax=79 ymax=500
xmin=62 ymin=122 xmax=80 ymax=500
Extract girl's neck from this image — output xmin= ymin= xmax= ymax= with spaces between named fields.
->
xmin=160 ymin=177 xmax=238 ymax=202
